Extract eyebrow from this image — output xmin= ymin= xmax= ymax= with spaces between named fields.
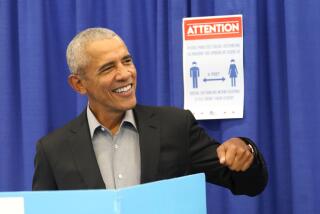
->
xmin=122 ymin=54 xmax=133 ymax=61
xmin=97 ymin=54 xmax=133 ymax=73
xmin=97 ymin=62 xmax=114 ymax=73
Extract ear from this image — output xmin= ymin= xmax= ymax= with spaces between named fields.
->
xmin=68 ymin=74 xmax=87 ymax=95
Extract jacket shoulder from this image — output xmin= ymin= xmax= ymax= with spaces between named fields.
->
xmin=38 ymin=111 xmax=87 ymax=146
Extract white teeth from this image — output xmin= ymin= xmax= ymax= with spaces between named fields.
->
xmin=114 ymin=84 xmax=132 ymax=93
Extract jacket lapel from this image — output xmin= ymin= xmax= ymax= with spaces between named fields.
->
xmin=134 ymin=105 xmax=160 ymax=184
xmin=67 ymin=111 xmax=105 ymax=189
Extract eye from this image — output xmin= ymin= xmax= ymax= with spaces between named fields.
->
xmin=102 ymin=66 xmax=114 ymax=72
xmin=98 ymin=64 xmax=115 ymax=74
xmin=122 ymin=56 xmax=133 ymax=65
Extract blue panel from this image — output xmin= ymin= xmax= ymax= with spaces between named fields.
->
xmin=0 ymin=174 xmax=206 ymax=214
xmin=119 ymin=174 xmax=206 ymax=214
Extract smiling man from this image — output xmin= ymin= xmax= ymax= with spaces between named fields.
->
xmin=68 ymin=34 xmax=137 ymax=135
xmin=32 ymin=28 xmax=268 ymax=196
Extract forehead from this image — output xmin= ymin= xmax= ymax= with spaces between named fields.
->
xmin=85 ymin=37 xmax=129 ymax=59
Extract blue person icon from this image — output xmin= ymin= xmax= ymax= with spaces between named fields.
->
xmin=228 ymin=59 xmax=238 ymax=87
xmin=190 ymin=61 xmax=200 ymax=88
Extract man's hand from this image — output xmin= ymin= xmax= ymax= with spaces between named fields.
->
xmin=217 ymin=138 xmax=254 ymax=172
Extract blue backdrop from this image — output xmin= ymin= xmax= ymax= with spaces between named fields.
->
xmin=1 ymin=0 xmax=320 ymax=213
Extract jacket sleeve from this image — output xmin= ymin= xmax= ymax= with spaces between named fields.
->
xmin=186 ymin=110 xmax=268 ymax=196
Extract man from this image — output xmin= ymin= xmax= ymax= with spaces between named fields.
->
xmin=190 ymin=61 xmax=200 ymax=88
xmin=32 ymin=28 xmax=268 ymax=196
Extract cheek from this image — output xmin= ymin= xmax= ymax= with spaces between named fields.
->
xmin=98 ymin=76 xmax=114 ymax=89
xmin=131 ymin=70 xmax=137 ymax=81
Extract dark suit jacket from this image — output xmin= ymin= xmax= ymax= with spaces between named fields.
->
xmin=32 ymin=105 xmax=268 ymax=196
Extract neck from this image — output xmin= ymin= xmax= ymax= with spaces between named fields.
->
xmin=90 ymin=106 xmax=126 ymax=135
xmin=101 ymin=112 xmax=124 ymax=135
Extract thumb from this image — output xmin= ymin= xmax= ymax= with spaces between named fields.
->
xmin=217 ymin=144 xmax=227 ymax=164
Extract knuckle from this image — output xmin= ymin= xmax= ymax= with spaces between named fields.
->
xmin=238 ymin=148 xmax=246 ymax=155
xmin=217 ymin=146 xmax=222 ymax=153
xmin=229 ymin=165 xmax=236 ymax=171
xmin=233 ymin=167 xmax=241 ymax=172
xmin=225 ymin=159 xmax=231 ymax=166
xmin=240 ymin=167 xmax=247 ymax=172
xmin=245 ymin=150 xmax=252 ymax=158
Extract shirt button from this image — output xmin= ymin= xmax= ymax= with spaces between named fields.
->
xmin=115 ymin=144 xmax=119 ymax=149
xmin=118 ymin=174 xmax=123 ymax=179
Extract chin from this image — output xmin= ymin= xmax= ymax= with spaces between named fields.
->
xmin=129 ymin=100 xmax=137 ymax=109
xmin=122 ymin=99 xmax=137 ymax=111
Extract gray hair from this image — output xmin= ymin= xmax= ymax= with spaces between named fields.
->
xmin=66 ymin=27 xmax=117 ymax=74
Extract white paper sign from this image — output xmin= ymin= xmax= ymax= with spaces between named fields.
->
xmin=183 ymin=15 xmax=244 ymax=120
xmin=0 ymin=197 xmax=25 ymax=214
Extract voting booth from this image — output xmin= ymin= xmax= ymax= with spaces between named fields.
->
xmin=0 ymin=173 xmax=206 ymax=214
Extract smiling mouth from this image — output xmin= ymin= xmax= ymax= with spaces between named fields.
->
xmin=112 ymin=84 xmax=133 ymax=94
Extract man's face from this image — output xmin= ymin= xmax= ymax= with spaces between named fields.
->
xmin=78 ymin=37 xmax=137 ymax=116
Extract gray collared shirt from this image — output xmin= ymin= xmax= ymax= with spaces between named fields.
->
xmin=87 ymin=106 xmax=141 ymax=189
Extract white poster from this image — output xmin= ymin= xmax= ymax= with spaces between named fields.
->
xmin=183 ymin=15 xmax=244 ymax=120
xmin=0 ymin=197 xmax=25 ymax=214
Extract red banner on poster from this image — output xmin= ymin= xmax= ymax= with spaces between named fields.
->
xmin=184 ymin=16 xmax=242 ymax=40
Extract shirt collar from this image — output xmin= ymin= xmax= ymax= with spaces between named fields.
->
xmin=86 ymin=105 xmax=137 ymax=138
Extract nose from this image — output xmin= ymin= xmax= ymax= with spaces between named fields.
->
xmin=114 ymin=64 xmax=133 ymax=81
